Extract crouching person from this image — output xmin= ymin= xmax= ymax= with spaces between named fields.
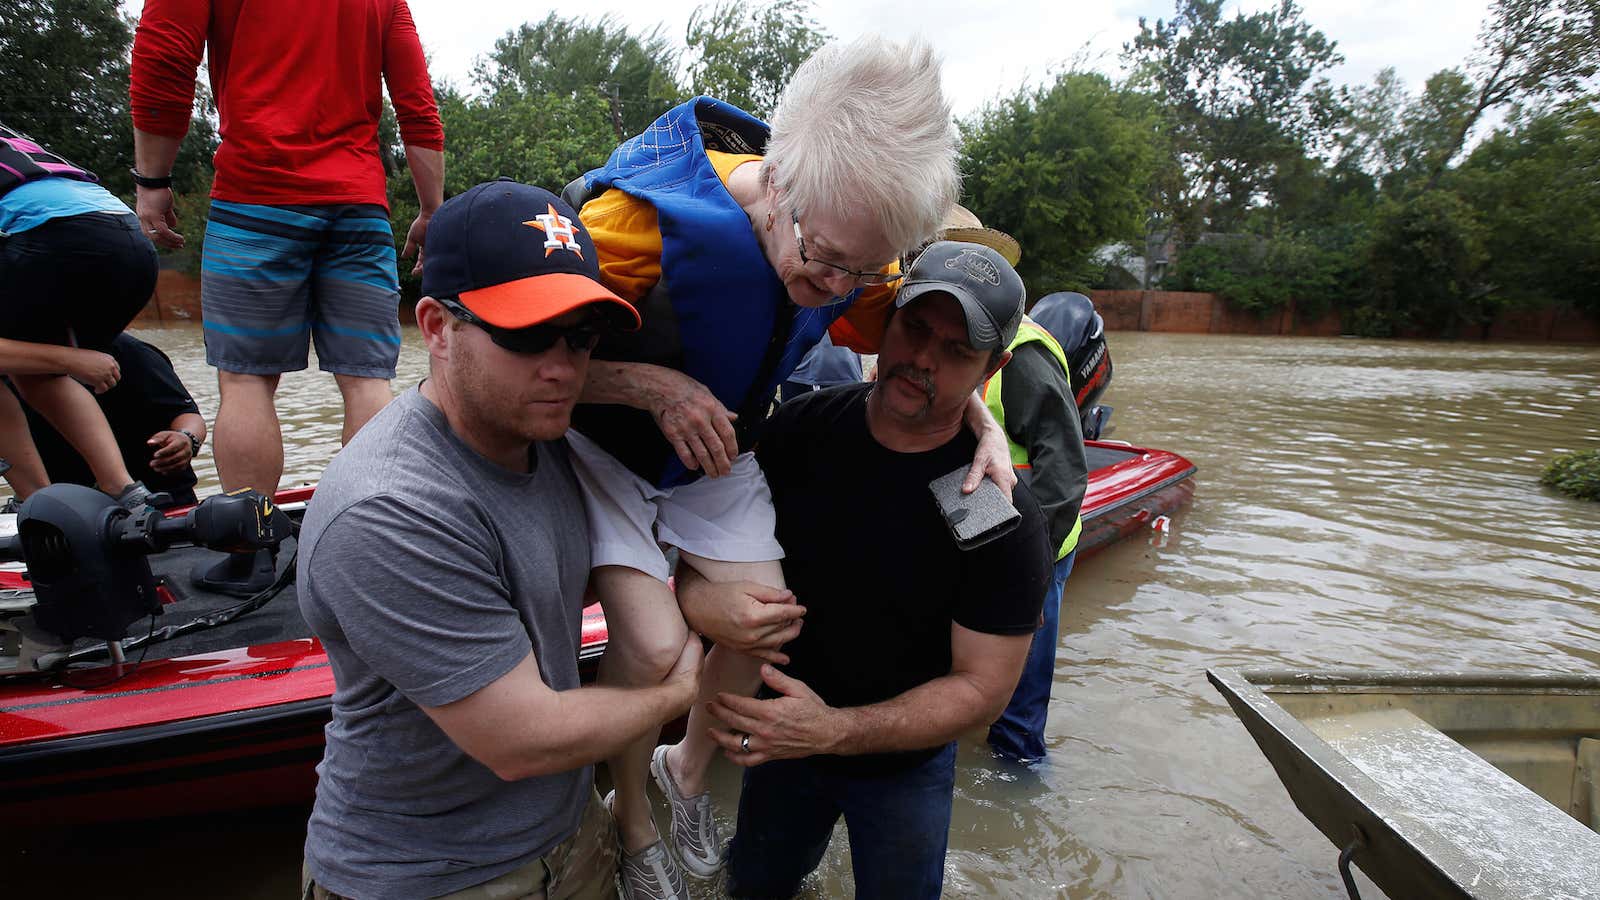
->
xmin=700 ymin=242 xmax=1053 ymax=899
xmin=297 ymin=182 xmax=700 ymax=900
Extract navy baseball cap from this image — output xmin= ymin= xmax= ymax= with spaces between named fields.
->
xmin=421 ymin=180 xmax=640 ymax=330
xmin=894 ymin=240 xmax=1024 ymax=352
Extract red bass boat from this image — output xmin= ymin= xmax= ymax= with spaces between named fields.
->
xmin=0 ymin=440 xmax=1194 ymax=826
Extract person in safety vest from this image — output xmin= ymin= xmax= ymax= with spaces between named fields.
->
xmin=559 ymin=35 xmax=1015 ymax=898
xmin=921 ymin=207 xmax=1091 ymax=763
xmin=0 ymin=122 xmax=162 ymax=513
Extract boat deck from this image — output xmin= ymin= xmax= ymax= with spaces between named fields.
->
xmin=1211 ymin=669 xmax=1600 ymax=900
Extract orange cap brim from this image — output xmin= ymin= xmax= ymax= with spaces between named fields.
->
xmin=458 ymin=273 xmax=641 ymax=331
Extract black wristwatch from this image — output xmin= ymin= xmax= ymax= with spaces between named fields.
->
xmin=130 ymin=168 xmax=173 ymax=189
xmin=180 ymin=429 xmax=202 ymax=457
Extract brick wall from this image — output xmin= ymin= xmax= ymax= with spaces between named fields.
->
xmin=132 ymin=270 xmax=203 ymax=325
xmin=139 ymin=271 xmax=1594 ymax=342
xmin=1085 ymin=290 xmax=1591 ymax=342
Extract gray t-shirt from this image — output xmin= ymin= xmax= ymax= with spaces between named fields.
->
xmin=298 ymin=387 xmax=591 ymax=899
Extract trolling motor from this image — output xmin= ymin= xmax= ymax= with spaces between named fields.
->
xmin=1028 ymin=291 xmax=1115 ymax=439
xmin=0 ymin=485 xmax=281 ymax=648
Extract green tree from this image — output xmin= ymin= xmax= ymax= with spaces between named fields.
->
xmin=1425 ymin=0 xmax=1600 ymax=183
xmin=1 ymin=0 xmax=138 ymax=192
xmin=1354 ymin=191 xmax=1488 ymax=337
xmin=960 ymin=72 xmax=1162 ymax=295
xmin=386 ymin=83 xmax=620 ymax=300
xmin=1454 ymin=97 xmax=1600 ymax=315
xmin=1341 ymin=68 xmax=1476 ymax=192
xmin=1125 ymin=0 xmax=1346 ymax=238
xmin=472 ymin=14 xmax=683 ymax=139
xmin=1168 ymin=230 xmax=1351 ymax=318
xmin=684 ymin=0 xmax=827 ymax=119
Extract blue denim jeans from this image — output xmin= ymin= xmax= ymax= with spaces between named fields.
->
xmin=726 ymin=742 xmax=958 ymax=899
xmin=988 ymin=550 xmax=1076 ymax=762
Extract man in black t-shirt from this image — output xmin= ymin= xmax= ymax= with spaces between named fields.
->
xmin=12 ymin=334 xmax=205 ymax=508
xmin=691 ymin=242 xmax=1052 ymax=899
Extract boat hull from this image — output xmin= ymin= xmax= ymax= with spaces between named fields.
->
xmin=2 ymin=445 xmax=1194 ymax=824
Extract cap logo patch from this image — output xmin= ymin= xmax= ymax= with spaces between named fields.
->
xmin=524 ymin=204 xmax=584 ymax=259
xmin=946 ymin=249 xmax=1000 ymax=285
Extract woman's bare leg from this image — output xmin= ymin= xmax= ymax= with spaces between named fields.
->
xmin=595 ymin=564 xmax=691 ymax=853
xmin=0 ymin=386 xmax=50 ymax=499
xmin=11 ymin=373 xmax=134 ymax=494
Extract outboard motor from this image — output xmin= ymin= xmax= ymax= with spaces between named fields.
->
xmin=1028 ymin=291 xmax=1113 ymax=439
xmin=1 ymin=485 xmax=281 ymax=647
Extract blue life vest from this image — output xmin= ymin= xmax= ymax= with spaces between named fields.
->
xmin=567 ymin=97 xmax=858 ymax=488
xmin=0 ymin=124 xmax=96 ymax=197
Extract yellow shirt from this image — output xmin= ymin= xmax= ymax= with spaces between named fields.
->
xmin=578 ymin=150 xmax=896 ymax=353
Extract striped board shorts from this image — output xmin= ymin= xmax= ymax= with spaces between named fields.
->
xmin=200 ymin=200 xmax=403 ymax=378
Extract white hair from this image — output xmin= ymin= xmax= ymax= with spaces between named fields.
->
xmin=763 ymin=35 xmax=960 ymax=255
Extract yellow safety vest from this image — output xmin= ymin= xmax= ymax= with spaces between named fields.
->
xmin=982 ymin=317 xmax=1081 ymax=560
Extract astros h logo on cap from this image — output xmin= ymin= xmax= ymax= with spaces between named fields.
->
xmin=524 ymin=203 xmax=585 ymax=259
xmin=421 ymin=180 xmax=639 ymax=331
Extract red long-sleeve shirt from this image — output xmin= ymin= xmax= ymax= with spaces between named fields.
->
xmin=131 ymin=0 xmax=444 ymax=208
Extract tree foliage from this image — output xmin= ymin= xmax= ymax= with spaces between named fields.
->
xmin=1427 ymin=0 xmax=1600 ymax=181
xmin=684 ymin=0 xmax=827 ymax=119
xmin=471 ymin=14 xmax=683 ymax=139
xmin=0 ymin=0 xmax=136 ymax=191
xmin=1125 ymin=0 xmax=1346 ymax=237
xmin=1454 ymin=97 xmax=1600 ymax=314
xmin=1342 ymin=68 xmax=1476 ymax=192
xmin=1168 ymin=231 xmax=1351 ymax=318
xmin=1354 ymin=191 xmax=1488 ymax=336
xmin=960 ymin=73 xmax=1162 ymax=295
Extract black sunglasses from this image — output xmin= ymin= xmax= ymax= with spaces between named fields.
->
xmin=437 ymin=297 xmax=608 ymax=355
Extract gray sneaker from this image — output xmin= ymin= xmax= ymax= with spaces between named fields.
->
xmin=113 ymin=481 xmax=156 ymax=511
xmin=606 ymin=790 xmax=689 ymax=900
xmin=650 ymin=743 xmax=726 ymax=878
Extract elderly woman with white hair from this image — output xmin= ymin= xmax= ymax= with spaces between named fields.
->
xmin=563 ymin=35 xmax=1010 ymax=898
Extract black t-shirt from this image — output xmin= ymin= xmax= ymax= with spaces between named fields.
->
xmin=19 ymin=334 xmax=200 ymax=504
xmin=755 ymin=383 xmax=1052 ymax=772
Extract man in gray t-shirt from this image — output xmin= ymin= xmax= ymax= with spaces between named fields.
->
xmin=298 ymin=182 xmax=702 ymax=900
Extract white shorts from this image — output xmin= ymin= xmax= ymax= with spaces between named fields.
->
xmin=564 ymin=429 xmax=785 ymax=582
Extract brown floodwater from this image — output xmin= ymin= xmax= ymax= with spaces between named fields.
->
xmin=8 ymin=327 xmax=1600 ymax=898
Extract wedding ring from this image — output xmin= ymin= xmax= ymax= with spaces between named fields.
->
xmin=740 ymin=733 xmax=752 ymax=753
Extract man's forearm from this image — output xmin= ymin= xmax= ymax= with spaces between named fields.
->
xmin=828 ymin=671 xmax=1009 ymax=757
xmin=495 ymin=681 xmax=687 ymax=780
xmin=403 ymin=145 xmax=444 ymax=215
xmin=133 ymin=128 xmax=183 ymax=178
xmin=171 ymin=412 xmax=206 ymax=442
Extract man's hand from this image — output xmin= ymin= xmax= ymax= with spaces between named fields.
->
xmin=962 ymin=415 xmax=1017 ymax=500
xmin=402 ymin=211 xmax=430 ymax=275
xmin=648 ymin=368 xmax=740 ymax=477
xmin=135 ymin=186 xmax=185 ymax=249
xmin=64 ymin=348 xmax=120 ymax=394
xmin=679 ymin=578 xmax=804 ymax=665
xmin=663 ymin=631 xmax=706 ymax=717
xmin=707 ymin=665 xmax=841 ymax=767
xmin=146 ymin=430 xmax=193 ymax=474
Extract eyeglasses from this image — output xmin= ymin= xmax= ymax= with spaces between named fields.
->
xmin=437 ymin=297 xmax=607 ymax=355
xmin=791 ymin=210 xmax=904 ymax=286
